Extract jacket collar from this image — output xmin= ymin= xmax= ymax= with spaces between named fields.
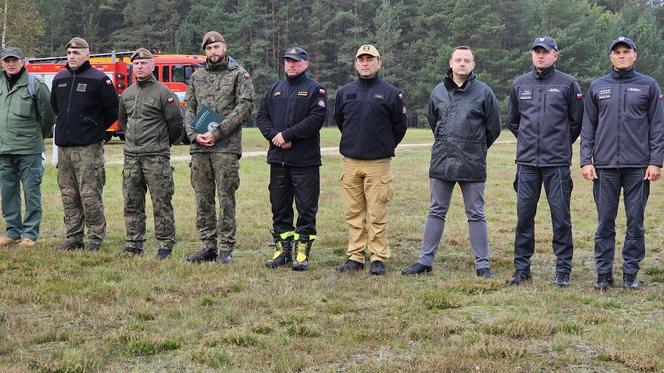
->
xmin=286 ymin=70 xmax=307 ymax=85
xmin=358 ymin=72 xmax=381 ymax=87
xmin=136 ymin=74 xmax=157 ymax=87
xmin=444 ymin=68 xmax=475 ymax=91
xmin=533 ymin=65 xmax=555 ymax=80
xmin=66 ymin=60 xmax=91 ymax=74
xmin=206 ymin=55 xmax=239 ymax=72
xmin=3 ymin=67 xmax=26 ymax=90
xmin=611 ymin=67 xmax=636 ymax=80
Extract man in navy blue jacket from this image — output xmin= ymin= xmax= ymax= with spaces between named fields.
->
xmin=506 ymin=37 xmax=584 ymax=287
xmin=256 ymin=47 xmax=327 ymax=271
xmin=333 ymin=44 xmax=407 ymax=276
xmin=580 ymin=36 xmax=664 ymax=290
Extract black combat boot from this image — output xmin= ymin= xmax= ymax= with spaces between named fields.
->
xmin=56 ymin=241 xmax=84 ymax=251
xmin=217 ymin=250 xmax=232 ymax=264
xmin=622 ymin=273 xmax=639 ymax=289
xmin=594 ymin=272 xmax=614 ymax=291
xmin=156 ymin=247 xmax=172 ymax=260
xmin=123 ymin=246 xmax=144 ymax=256
xmin=265 ymin=239 xmax=292 ymax=268
xmin=186 ymin=247 xmax=217 ymax=263
xmin=291 ymin=240 xmax=312 ymax=271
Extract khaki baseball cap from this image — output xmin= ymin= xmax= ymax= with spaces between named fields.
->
xmin=355 ymin=44 xmax=380 ymax=58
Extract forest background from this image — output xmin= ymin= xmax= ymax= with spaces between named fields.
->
xmin=4 ymin=0 xmax=664 ymax=121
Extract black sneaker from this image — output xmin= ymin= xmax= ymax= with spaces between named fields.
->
xmin=401 ymin=262 xmax=432 ymax=276
xmin=476 ymin=268 xmax=495 ymax=279
xmin=552 ymin=272 xmax=570 ymax=287
xmin=594 ymin=272 xmax=614 ymax=291
xmin=123 ymin=247 xmax=144 ymax=256
xmin=156 ymin=248 xmax=172 ymax=260
xmin=292 ymin=240 xmax=312 ymax=271
xmin=507 ymin=270 xmax=532 ymax=285
xmin=623 ymin=273 xmax=639 ymax=289
xmin=335 ymin=259 xmax=364 ymax=273
xmin=186 ymin=248 xmax=217 ymax=263
xmin=265 ymin=239 xmax=292 ymax=268
xmin=56 ymin=241 xmax=84 ymax=251
xmin=217 ymin=250 xmax=232 ymax=264
xmin=369 ymin=260 xmax=386 ymax=276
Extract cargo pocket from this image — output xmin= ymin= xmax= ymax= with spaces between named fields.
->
xmin=379 ymin=174 xmax=394 ymax=203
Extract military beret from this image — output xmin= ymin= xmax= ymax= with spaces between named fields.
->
xmin=130 ymin=48 xmax=154 ymax=61
xmin=282 ymin=47 xmax=309 ymax=61
xmin=1 ymin=47 xmax=23 ymax=60
xmin=201 ymin=31 xmax=226 ymax=49
xmin=66 ymin=37 xmax=89 ymax=49
xmin=355 ymin=44 xmax=380 ymax=59
xmin=609 ymin=36 xmax=636 ymax=52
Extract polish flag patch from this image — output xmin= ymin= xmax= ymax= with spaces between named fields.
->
xmin=576 ymin=93 xmax=583 ymax=100
xmin=167 ymin=97 xmax=175 ymax=104
xmin=105 ymin=79 xmax=112 ymax=85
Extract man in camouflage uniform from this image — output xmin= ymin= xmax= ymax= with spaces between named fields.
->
xmin=184 ymin=31 xmax=254 ymax=264
xmin=50 ymin=37 xmax=118 ymax=251
xmin=118 ymin=48 xmax=184 ymax=259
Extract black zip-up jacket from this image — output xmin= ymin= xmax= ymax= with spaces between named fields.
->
xmin=427 ymin=70 xmax=501 ymax=182
xmin=508 ymin=65 xmax=583 ymax=166
xmin=580 ymin=68 xmax=664 ymax=168
xmin=256 ymin=71 xmax=327 ymax=167
xmin=334 ymin=73 xmax=407 ymax=160
xmin=50 ymin=61 xmax=119 ymax=146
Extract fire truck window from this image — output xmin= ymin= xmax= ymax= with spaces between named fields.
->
xmin=185 ymin=66 xmax=194 ymax=84
xmin=162 ymin=66 xmax=170 ymax=82
xmin=153 ymin=66 xmax=158 ymax=79
xmin=173 ymin=66 xmax=185 ymax=83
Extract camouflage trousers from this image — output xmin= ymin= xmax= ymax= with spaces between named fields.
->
xmin=57 ymin=143 xmax=106 ymax=246
xmin=123 ymin=155 xmax=176 ymax=250
xmin=190 ymin=152 xmax=239 ymax=252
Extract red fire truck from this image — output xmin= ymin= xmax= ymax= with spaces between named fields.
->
xmin=26 ymin=52 xmax=205 ymax=142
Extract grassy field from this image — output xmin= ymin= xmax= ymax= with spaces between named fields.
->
xmin=1 ymin=128 xmax=663 ymax=372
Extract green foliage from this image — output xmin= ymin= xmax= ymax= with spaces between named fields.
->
xmin=19 ymin=0 xmax=664 ymax=118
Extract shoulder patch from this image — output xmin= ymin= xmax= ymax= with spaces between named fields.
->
xmin=105 ymin=79 xmax=113 ymax=85
xmin=576 ymin=93 xmax=583 ymax=100
xmin=167 ymin=97 xmax=175 ymax=104
xmin=243 ymin=72 xmax=251 ymax=79
xmin=319 ymin=88 xmax=326 ymax=95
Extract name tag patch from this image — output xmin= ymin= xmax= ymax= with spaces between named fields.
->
xmin=297 ymin=91 xmax=308 ymax=96
xmin=519 ymin=89 xmax=532 ymax=100
xmin=58 ymin=83 xmax=67 ymax=88
xmin=273 ymin=91 xmax=282 ymax=96
xmin=598 ymin=88 xmax=611 ymax=100
xmin=547 ymin=88 xmax=561 ymax=93
xmin=373 ymin=93 xmax=384 ymax=100
xmin=76 ymin=83 xmax=87 ymax=92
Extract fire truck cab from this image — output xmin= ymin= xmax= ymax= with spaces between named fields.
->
xmin=26 ymin=52 xmax=205 ymax=142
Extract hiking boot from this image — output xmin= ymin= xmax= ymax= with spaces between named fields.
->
xmin=156 ymin=248 xmax=172 ymax=260
xmin=87 ymin=242 xmax=101 ymax=252
xmin=401 ymin=262 xmax=432 ymax=276
xmin=0 ymin=236 xmax=18 ymax=247
xmin=217 ymin=250 xmax=232 ymax=264
xmin=292 ymin=240 xmax=312 ymax=271
xmin=507 ymin=270 xmax=532 ymax=285
xmin=56 ymin=240 xmax=84 ymax=251
xmin=552 ymin=272 xmax=570 ymax=287
xmin=369 ymin=260 xmax=386 ymax=276
xmin=594 ymin=272 xmax=614 ymax=291
xmin=265 ymin=239 xmax=292 ymax=268
xmin=122 ymin=247 xmax=144 ymax=256
xmin=186 ymin=247 xmax=217 ymax=263
xmin=18 ymin=238 xmax=36 ymax=247
xmin=623 ymin=273 xmax=639 ymax=289
xmin=476 ymin=268 xmax=495 ymax=279
xmin=335 ymin=259 xmax=364 ymax=273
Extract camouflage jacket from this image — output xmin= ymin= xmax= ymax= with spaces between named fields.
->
xmin=184 ymin=55 xmax=254 ymax=156
xmin=119 ymin=75 xmax=184 ymax=156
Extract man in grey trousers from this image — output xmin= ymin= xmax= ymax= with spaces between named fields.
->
xmin=401 ymin=46 xmax=501 ymax=278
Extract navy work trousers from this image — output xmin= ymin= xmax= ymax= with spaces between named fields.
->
xmin=513 ymin=165 xmax=574 ymax=274
xmin=269 ymin=164 xmax=320 ymax=240
xmin=593 ymin=168 xmax=649 ymax=275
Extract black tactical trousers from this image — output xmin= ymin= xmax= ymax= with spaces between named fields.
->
xmin=269 ymin=164 xmax=319 ymax=240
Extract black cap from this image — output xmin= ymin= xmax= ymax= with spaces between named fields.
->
xmin=609 ymin=36 xmax=636 ymax=52
xmin=532 ymin=36 xmax=558 ymax=51
xmin=282 ymin=47 xmax=309 ymax=61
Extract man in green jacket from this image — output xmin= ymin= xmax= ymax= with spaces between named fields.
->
xmin=0 ymin=47 xmax=54 ymax=247
xmin=118 ymin=48 xmax=184 ymax=259
xmin=184 ymin=31 xmax=255 ymax=264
